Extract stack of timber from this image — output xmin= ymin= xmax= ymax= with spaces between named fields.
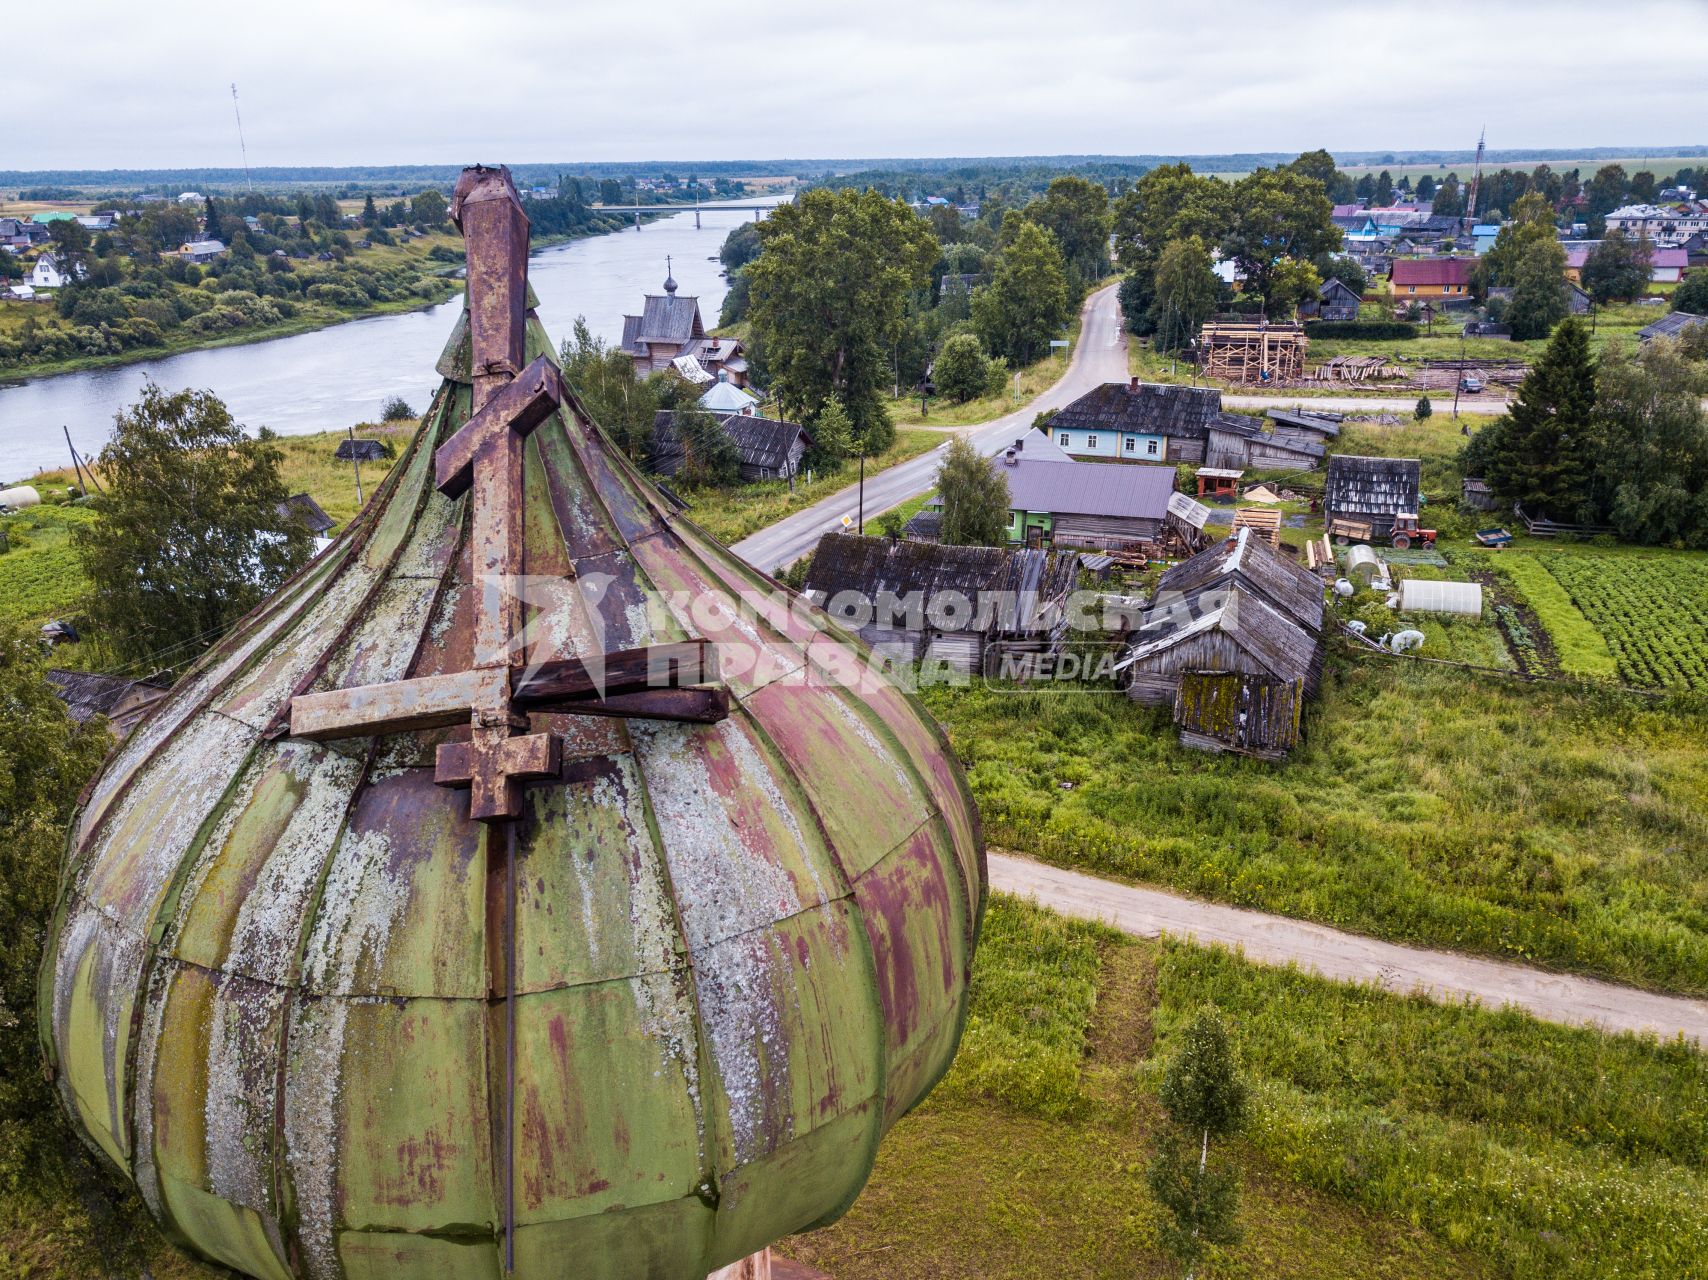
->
xmin=1306 ymin=355 xmax=1399 ymax=383
xmin=1230 ymin=507 xmax=1283 ymax=547
xmin=1197 ymin=322 xmax=1307 ymax=385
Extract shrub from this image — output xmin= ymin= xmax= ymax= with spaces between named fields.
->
xmin=380 ymin=396 xmax=417 ymax=421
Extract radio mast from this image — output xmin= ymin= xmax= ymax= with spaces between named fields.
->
xmin=231 ymin=83 xmax=252 ymax=192
xmin=1463 ymin=127 xmax=1485 ymax=234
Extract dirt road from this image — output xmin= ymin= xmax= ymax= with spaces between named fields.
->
xmin=990 ymin=851 xmax=1708 ymax=1045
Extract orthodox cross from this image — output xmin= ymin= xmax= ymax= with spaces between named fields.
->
xmin=285 ymin=165 xmax=728 ymax=823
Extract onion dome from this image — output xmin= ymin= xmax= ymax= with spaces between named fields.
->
xmin=663 ymin=255 xmax=678 ymax=294
xmin=41 ymin=167 xmax=983 ymax=1280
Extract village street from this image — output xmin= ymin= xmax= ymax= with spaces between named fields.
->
xmin=991 ymin=851 xmax=1708 ymax=1045
xmin=730 ymin=282 xmax=1132 ymax=570
xmin=731 ymin=288 xmax=1513 ymax=571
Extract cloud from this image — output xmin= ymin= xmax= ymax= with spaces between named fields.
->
xmin=11 ymin=0 xmax=1708 ymax=169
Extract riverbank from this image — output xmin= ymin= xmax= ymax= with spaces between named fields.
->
xmin=0 ymin=220 xmax=654 ymax=385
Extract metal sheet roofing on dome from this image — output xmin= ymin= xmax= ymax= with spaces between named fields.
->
xmin=42 ymin=166 xmax=983 ymax=1280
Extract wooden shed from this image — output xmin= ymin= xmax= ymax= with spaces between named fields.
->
xmin=1324 ymin=455 xmax=1422 ymax=542
xmin=335 ymin=438 xmax=388 ymax=462
xmin=801 ymin=533 xmax=1079 ymax=676
xmin=1173 ymin=672 xmax=1304 ymax=761
xmin=1117 ymin=528 xmax=1325 ymax=705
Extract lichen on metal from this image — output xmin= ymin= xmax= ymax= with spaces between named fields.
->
xmin=39 ymin=163 xmax=985 ymax=1280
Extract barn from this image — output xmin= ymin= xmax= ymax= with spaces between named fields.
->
xmin=650 ymin=410 xmax=811 ymax=482
xmin=801 ymin=533 xmax=1079 ymax=675
xmin=1116 ymin=527 xmax=1326 ymax=705
xmin=1324 ymin=455 xmax=1422 ymax=542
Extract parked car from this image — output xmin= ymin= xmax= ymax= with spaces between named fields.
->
xmin=1459 ymin=375 xmax=1483 ymax=393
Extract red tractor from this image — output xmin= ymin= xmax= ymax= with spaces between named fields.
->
xmin=1390 ymin=512 xmax=1436 ymax=550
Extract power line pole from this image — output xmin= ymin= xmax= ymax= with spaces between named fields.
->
xmin=231 ymin=84 xmax=252 ymax=192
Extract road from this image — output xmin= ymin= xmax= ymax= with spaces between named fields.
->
xmin=730 ymin=282 xmax=1130 ymax=571
xmin=1224 ymin=392 xmax=1511 ymax=416
xmin=990 ymin=852 xmax=1708 ymax=1045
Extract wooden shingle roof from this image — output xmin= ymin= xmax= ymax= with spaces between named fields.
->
xmin=1325 ymin=454 xmax=1421 ymax=518
xmin=1051 ymin=381 xmax=1223 ymax=440
xmin=649 ymin=411 xmax=810 ymax=474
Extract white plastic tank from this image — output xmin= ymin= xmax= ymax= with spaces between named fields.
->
xmin=0 ymin=485 xmax=41 ymax=511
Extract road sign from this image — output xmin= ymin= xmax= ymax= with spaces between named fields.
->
xmin=1049 ymin=339 xmax=1070 ymax=349
xmin=841 ymin=514 xmax=853 ymax=529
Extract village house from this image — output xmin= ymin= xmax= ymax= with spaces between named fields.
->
xmin=45 ymin=670 xmax=172 ymax=739
xmin=1300 ymin=276 xmax=1362 ymax=322
xmin=1115 ymin=526 xmax=1326 ymax=709
xmin=620 ymin=260 xmax=750 ymax=386
xmin=993 ymin=452 xmax=1176 ymax=551
xmin=177 ymin=239 xmax=227 ymax=264
xmin=649 ymin=409 xmax=811 ymax=483
xmin=1563 ymin=241 xmax=1690 ymax=285
xmin=1389 ymin=257 xmax=1474 ymax=303
xmin=801 ymin=533 xmax=1081 ymax=675
xmin=27 ymin=254 xmax=80 ymax=289
xmin=1324 ymin=454 xmax=1423 ymax=543
xmin=1638 ymin=312 xmax=1708 ymax=343
xmin=1048 ymin=379 xmax=1325 ymax=470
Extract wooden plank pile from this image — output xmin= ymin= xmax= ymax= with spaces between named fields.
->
xmin=1230 ymin=507 xmax=1283 ymax=547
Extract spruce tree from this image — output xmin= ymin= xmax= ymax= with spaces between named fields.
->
xmin=1483 ymin=317 xmax=1598 ymax=519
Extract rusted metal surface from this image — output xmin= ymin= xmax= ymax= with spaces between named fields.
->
xmin=41 ymin=163 xmax=985 ymax=1280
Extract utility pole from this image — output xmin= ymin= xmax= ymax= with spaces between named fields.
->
xmin=857 ymin=450 xmax=866 ymax=534
xmin=346 ymin=423 xmax=364 ymax=505
xmin=1451 ymin=328 xmax=1467 ymax=419
xmin=231 ymin=84 xmax=252 ymax=192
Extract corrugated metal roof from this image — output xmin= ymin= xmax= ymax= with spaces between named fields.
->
xmin=1389 ymin=257 xmax=1473 ymax=286
xmin=997 ymin=458 xmax=1174 ymax=519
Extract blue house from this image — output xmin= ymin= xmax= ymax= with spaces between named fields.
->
xmin=1046 ymin=380 xmax=1224 ymax=465
xmin=1472 ymin=224 xmax=1500 ymax=255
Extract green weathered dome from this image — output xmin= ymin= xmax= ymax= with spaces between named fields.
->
xmin=41 ymin=179 xmax=983 ymax=1280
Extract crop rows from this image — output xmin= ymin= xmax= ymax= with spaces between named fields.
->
xmin=1543 ymin=555 xmax=1708 ymax=690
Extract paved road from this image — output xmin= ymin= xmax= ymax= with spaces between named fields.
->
xmin=1223 ymin=392 xmax=1511 ymax=416
xmin=990 ymin=852 xmax=1708 ymax=1045
xmin=729 ymin=283 xmax=1130 ymax=572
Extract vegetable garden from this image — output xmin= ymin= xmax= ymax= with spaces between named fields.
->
xmin=1543 ymin=554 xmax=1708 ymax=691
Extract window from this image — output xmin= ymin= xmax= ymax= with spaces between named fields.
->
xmin=1408 ymin=285 xmax=1416 ymax=293
xmin=1087 ymin=435 xmax=1098 ymax=448
xmin=1146 ymin=440 xmax=1160 ymax=456
xmin=1124 ymin=438 xmax=1136 ymax=453
xmin=1058 ymin=432 xmax=1070 ymax=447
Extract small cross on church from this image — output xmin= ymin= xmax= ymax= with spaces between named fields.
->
xmin=286 ymin=166 xmax=727 ymax=823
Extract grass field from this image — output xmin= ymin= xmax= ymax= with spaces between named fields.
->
xmin=921 ymin=658 xmax=1708 ymax=994
xmin=889 ymin=302 xmax=1091 ymax=430
xmin=783 ymin=894 xmax=1708 ymax=1278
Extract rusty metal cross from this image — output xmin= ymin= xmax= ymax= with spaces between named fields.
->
xmin=285 ymin=166 xmax=726 ymax=823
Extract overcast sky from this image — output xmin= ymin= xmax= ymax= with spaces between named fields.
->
xmin=13 ymin=0 xmax=1708 ymax=171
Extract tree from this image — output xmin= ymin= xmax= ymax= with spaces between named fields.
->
xmin=48 ymin=218 xmax=92 ymax=280
xmin=74 ymin=384 xmax=313 ymax=669
xmin=1416 ymin=394 xmax=1433 ymax=420
xmin=1630 ymin=170 xmax=1658 ymax=203
xmin=1148 ymin=1007 xmax=1248 ymax=1278
xmin=1017 ymin=176 xmax=1111 ymax=294
xmin=1672 ymin=267 xmax=1708 ymax=316
xmin=560 ymin=317 xmax=664 ymax=462
xmin=936 ymin=435 xmax=1009 ymax=547
xmin=1373 ymin=170 xmax=1394 ymax=206
xmin=1432 ymin=174 xmax=1464 ymax=219
xmin=411 ymin=188 xmax=447 ymax=228
xmin=1315 ymin=253 xmax=1367 ymax=297
xmin=1593 ymin=342 xmax=1708 ymax=545
xmin=746 ymin=187 xmax=939 ymax=453
xmin=1149 ymin=236 xmax=1219 ymax=354
xmin=1480 ymin=191 xmax=1560 ymax=287
xmin=719 ymin=221 xmax=761 ymax=273
xmin=934 ymin=332 xmax=994 ymax=402
xmin=674 ymin=409 xmax=741 ymax=488
xmin=1110 ymin=163 xmax=1233 ymax=268
xmin=1416 ymin=174 xmax=1437 ymax=201
xmin=808 ymin=393 xmax=855 ymax=464
xmin=1581 ymin=229 xmax=1653 ymax=305
xmin=1476 ymin=318 xmax=1598 ymax=518
xmin=1119 ymin=266 xmax=1158 ymax=337
xmin=1585 ymin=164 xmax=1630 ymax=231
xmin=1505 ymin=238 xmax=1571 ymax=341
xmin=1221 ymin=168 xmax=1338 ymax=318
xmin=972 ymin=220 xmax=1071 ymax=365
xmin=361 ymin=194 xmax=379 ymax=227
xmin=202 ymin=195 xmax=226 ymax=244
xmin=1288 ymin=149 xmax=1353 ymax=203
xmin=598 ymin=178 xmax=622 ymax=205
xmin=1263 ymin=257 xmax=1322 ymax=319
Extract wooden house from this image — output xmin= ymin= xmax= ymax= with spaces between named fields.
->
xmin=1324 ymin=455 xmax=1422 ymax=542
xmin=1116 ymin=527 xmax=1325 ymax=705
xmin=1047 ymin=379 xmax=1222 ymax=463
xmin=1389 ymin=257 xmax=1473 ymax=304
xmin=649 ymin=410 xmax=811 ymax=483
xmin=46 ymin=670 xmax=172 ymax=739
xmin=1461 ymin=477 xmax=1498 ymax=511
xmin=335 ymin=438 xmax=387 ymax=462
xmin=1638 ymin=312 xmax=1708 ymax=343
xmin=801 ymin=533 xmax=1079 ymax=675
xmin=995 ymin=455 xmax=1175 ymax=550
xmin=1302 ymin=277 xmax=1362 ymax=322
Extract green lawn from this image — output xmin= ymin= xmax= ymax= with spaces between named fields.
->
xmin=921 ymin=658 xmax=1708 ymax=994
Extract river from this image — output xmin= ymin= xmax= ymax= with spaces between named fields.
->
xmin=0 ymin=197 xmax=783 ymax=480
